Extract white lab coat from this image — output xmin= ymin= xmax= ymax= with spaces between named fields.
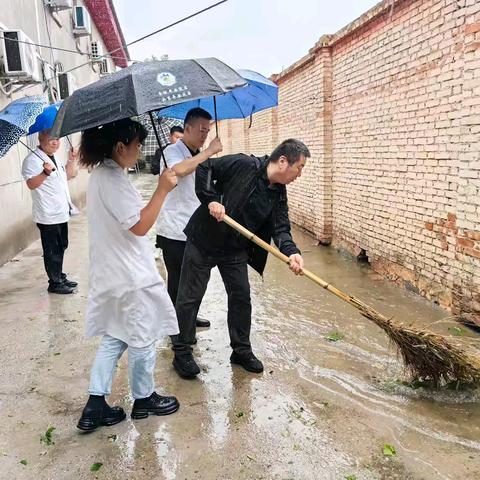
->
xmin=85 ymin=159 xmax=179 ymax=347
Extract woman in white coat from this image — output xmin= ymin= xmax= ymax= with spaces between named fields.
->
xmin=77 ymin=119 xmax=180 ymax=432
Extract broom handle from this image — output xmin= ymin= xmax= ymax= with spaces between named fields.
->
xmin=223 ymin=215 xmax=363 ymax=306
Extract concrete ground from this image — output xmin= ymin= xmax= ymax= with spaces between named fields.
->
xmin=0 ymin=174 xmax=479 ymax=480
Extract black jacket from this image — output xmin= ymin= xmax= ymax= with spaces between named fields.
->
xmin=184 ymin=153 xmax=300 ymax=275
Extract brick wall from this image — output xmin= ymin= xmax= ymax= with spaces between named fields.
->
xmin=215 ymin=0 xmax=480 ymax=325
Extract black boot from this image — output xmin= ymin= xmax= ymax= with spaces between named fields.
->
xmin=195 ymin=317 xmax=210 ymax=328
xmin=77 ymin=395 xmax=126 ymax=432
xmin=131 ymin=392 xmax=179 ymax=419
xmin=172 ymin=354 xmax=200 ymax=379
xmin=61 ymin=273 xmax=78 ymax=288
xmin=230 ymin=351 xmax=264 ymax=373
xmin=48 ymin=283 xmax=74 ymax=294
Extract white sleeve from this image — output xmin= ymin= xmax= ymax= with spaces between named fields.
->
xmin=160 ymin=144 xmax=184 ymax=173
xmin=100 ymin=174 xmax=144 ymax=230
xmin=21 ymin=154 xmax=42 ymax=181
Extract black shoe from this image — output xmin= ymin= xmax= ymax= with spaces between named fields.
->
xmin=77 ymin=403 xmax=126 ymax=432
xmin=48 ymin=283 xmax=74 ymax=294
xmin=173 ymin=354 xmax=200 ymax=379
xmin=131 ymin=391 xmax=179 ymax=419
xmin=230 ymin=351 xmax=264 ymax=373
xmin=195 ymin=317 xmax=210 ymax=328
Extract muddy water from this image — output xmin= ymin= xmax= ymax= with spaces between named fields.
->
xmin=0 ymin=173 xmax=478 ymax=479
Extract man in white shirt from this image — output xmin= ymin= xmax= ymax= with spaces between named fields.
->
xmin=21 ymin=129 xmax=78 ymax=294
xmin=155 ymin=108 xmax=222 ymax=330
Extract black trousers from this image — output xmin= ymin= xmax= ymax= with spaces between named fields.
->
xmin=156 ymin=235 xmax=187 ymax=305
xmin=37 ymin=222 xmax=69 ymax=286
xmin=172 ymin=240 xmax=252 ymax=356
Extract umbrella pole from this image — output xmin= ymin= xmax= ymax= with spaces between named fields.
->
xmin=213 ymin=96 xmax=218 ymax=137
xmin=148 ymin=112 xmax=168 ymax=169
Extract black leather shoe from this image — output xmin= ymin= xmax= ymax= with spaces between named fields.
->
xmin=230 ymin=351 xmax=264 ymax=373
xmin=77 ymin=404 xmax=126 ymax=432
xmin=48 ymin=283 xmax=74 ymax=294
xmin=63 ymin=279 xmax=78 ymax=288
xmin=195 ymin=317 xmax=210 ymax=328
xmin=131 ymin=391 xmax=179 ymax=419
xmin=173 ymin=354 xmax=200 ymax=379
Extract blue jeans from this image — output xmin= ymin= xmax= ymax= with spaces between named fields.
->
xmin=89 ymin=335 xmax=156 ymax=400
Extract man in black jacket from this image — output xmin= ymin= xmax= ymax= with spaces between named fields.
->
xmin=172 ymin=139 xmax=310 ymax=379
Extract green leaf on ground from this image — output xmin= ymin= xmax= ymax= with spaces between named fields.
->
xmin=345 ymin=475 xmax=357 ymax=480
xmin=107 ymin=434 xmax=117 ymax=442
xmin=383 ymin=444 xmax=396 ymax=457
xmin=53 ymin=352 xmax=61 ymax=356
xmin=20 ymin=459 xmax=27 ymax=466
xmin=326 ymin=331 xmax=344 ymax=342
xmin=90 ymin=463 xmax=103 ymax=472
xmin=40 ymin=426 xmax=55 ymax=446
xmin=236 ymin=411 xmax=244 ymax=418
xmin=448 ymin=326 xmax=465 ymax=336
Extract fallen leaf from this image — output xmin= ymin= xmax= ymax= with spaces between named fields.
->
xmin=20 ymin=459 xmax=27 ymax=465
xmin=53 ymin=352 xmax=61 ymax=356
xmin=107 ymin=434 xmax=117 ymax=442
xmin=246 ymin=455 xmax=256 ymax=462
xmin=40 ymin=426 xmax=55 ymax=446
xmin=325 ymin=331 xmax=344 ymax=342
xmin=90 ymin=463 xmax=103 ymax=472
xmin=383 ymin=444 xmax=396 ymax=457
xmin=448 ymin=326 xmax=465 ymax=336
xmin=236 ymin=411 xmax=244 ymax=418
xmin=345 ymin=475 xmax=357 ymax=480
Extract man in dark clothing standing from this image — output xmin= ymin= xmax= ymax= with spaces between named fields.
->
xmin=172 ymin=138 xmax=310 ymax=379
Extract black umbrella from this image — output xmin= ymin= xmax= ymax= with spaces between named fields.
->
xmin=51 ymin=58 xmax=246 ymax=164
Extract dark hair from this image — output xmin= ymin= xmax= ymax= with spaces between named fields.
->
xmin=170 ymin=125 xmax=184 ymax=135
xmin=184 ymin=107 xmax=212 ymax=126
xmin=79 ymin=118 xmax=147 ymax=167
xmin=269 ymin=138 xmax=311 ymax=165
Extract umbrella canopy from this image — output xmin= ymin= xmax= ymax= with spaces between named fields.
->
xmin=156 ymin=69 xmax=278 ymax=121
xmin=51 ymin=58 xmax=247 ymax=138
xmin=28 ymin=102 xmax=62 ymax=135
xmin=0 ymin=95 xmax=48 ymax=157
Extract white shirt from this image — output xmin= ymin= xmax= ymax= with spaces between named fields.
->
xmin=155 ymin=139 xmax=200 ymax=241
xmin=21 ymin=147 xmax=71 ymax=225
xmin=85 ymin=159 xmax=178 ymax=347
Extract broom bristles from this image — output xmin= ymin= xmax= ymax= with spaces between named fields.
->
xmin=350 ymin=297 xmax=480 ymax=385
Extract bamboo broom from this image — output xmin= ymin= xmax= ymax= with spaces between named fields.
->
xmin=223 ymin=214 xmax=480 ymax=385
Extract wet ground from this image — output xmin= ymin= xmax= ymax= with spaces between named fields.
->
xmin=0 ymin=173 xmax=479 ymax=480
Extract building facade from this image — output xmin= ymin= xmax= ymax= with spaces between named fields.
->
xmin=0 ymin=0 xmax=128 ymax=265
xmin=215 ymin=0 xmax=480 ymax=326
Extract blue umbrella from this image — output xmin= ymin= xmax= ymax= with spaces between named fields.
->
xmin=157 ymin=69 xmax=278 ymax=121
xmin=0 ymin=95 xmax=48 ymax=157
xmin=28 ymin=102 xmax=62 ymax=135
